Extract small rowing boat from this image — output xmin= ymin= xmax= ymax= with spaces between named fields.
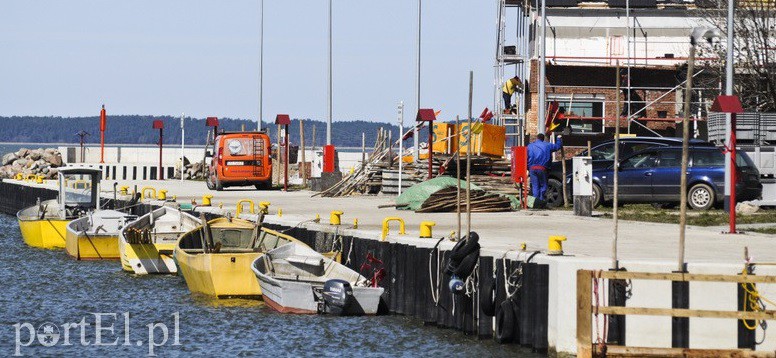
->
xmin=174 ymin=214 xmax=304 ymax=299
xmin=66 ymin=209 xmax=136 ymax=260
xmin=251 ymin=241 xmax=384 ymax=315
xmin=119 ymin=206 xmax=199 ymax=274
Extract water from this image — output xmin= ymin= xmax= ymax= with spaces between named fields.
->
xmin=0 ymin=215 xmax=538 ymax=357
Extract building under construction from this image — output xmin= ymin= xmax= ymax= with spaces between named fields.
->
xmin=495 ymin=0 xmax=720 ymax=147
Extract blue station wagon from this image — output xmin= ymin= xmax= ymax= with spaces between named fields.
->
xmin=589 ymin=146 xmax=762 ymax=210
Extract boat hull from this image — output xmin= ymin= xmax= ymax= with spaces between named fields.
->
xmin=65 ymin=231 xmax=120 ymax=260
xmin=120 ymin=242 xmax=177 ymax=274
xmin=18 ymin=218 xmax=68 ymax=249
xmin=175 ymin=250 xmax=262 ymax=298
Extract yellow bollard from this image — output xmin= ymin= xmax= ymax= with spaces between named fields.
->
xmin=202 ymin=195 xmax=213 ymax=206
xmin=419 ymin=221 xmax=436 ymax=238
xmin=35 ymin=175 xmax=44 ymax=184
xmin=236 ymin=199 xmax=255 ymax=216
xmin=157 ymin=190 xmax=168 ymax=200
xmin=140 ymin=187 xmax=157 ymax=201
xmin=381 ymin=217 xmax=406 ymax=241
xmin=14 ymin=173 xmax=23 ymax=180
xmin=258 ymin=201 xmax=271 ymax=214
xmin=218 ymin=203 xmax=223 ymax=209
xmin=330 ymin=211 xmax=343 ymax=225
xmin=120 ymin=186 xmax=129 ymax=195
xmin=520 ymin=242 xmax=527 ymax=251
xmin=277 ymin=208 xmax=283 ymax=217
xmin=548 ymin=236 xmax=567 ymax=256
xmin=353 ymin=218 xmax=358 ymax=229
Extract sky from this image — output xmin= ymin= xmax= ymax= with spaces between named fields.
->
xmin=0 ymin=1 xmax=499 ymax=125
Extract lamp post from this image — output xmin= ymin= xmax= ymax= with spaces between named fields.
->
xmin=723 ymin=0 xmax=735 ymax=214
xmin=678 ymin=27 xmax=721 ymax=272
xmin=258 ymin=0 xmax=264 ymax=132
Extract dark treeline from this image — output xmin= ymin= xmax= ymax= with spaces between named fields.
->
xmin=0 ymin=116 xmax=428 ymax=148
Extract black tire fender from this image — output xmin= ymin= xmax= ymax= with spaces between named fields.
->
xmin=453 ymin=246 xmax=480 ymax=278
xmin=450 ymin=232 xmax=480 ymax=263
xmin=480 ymin=279 xmax=497 ymax=316
xmin=495 ymin=299 xmax=516 ymax=343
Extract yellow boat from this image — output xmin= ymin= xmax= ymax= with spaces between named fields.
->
xmin=174 ymin=216 xmax=304 ymax=299
xmin=119 ymin=206 xmax=199 ymax=274
xmin=66 ymin=210 xmax=136 ymax=260
xmin=16 ymin=167 xmax=102 ymax=249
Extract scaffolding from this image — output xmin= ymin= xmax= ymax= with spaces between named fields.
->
xmin=494 ymin=0 xmax=531 ymax=147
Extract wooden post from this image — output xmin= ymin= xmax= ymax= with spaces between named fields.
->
xmin=466 ymin=71 xmax=473 ymax=235
xmin=300 ymin=120 xmax=306 ymax=187
xmin=577 ymin=270 xmax=592 ymax=358
xmin=456 ymin=115 xmax=461 ymax=241
xmin=561 ymin=147 xmax=568 ymax=207
xmin=587 ymin=140 xmax=592 ymax=156
xmin=679 ymin=45 xmax=696 ymax=272
xmin=361 ymin=132 xmax=366 ymax=169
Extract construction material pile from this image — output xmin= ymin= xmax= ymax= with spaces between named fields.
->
xmin=395 ymin=177 xmax=517 ymax=213
xmin=0 ymin=148 xmax=63 ymax=179
xmin=175 ymin=157 xmax=205 ymax=180
xmin=318 ymin=129 xmax=413 ymax=197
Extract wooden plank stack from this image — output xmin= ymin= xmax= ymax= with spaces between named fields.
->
xmin=416 ymin=186 xmax=512 ymax=213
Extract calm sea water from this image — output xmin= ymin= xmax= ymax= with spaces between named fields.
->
xmin=0 ymin=214 xmax=538 ymax=357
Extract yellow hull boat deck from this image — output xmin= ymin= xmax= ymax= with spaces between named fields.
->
xmin=175 ymin=217 xmax=304 ymax=299
xmin=119 ymin=206 xmax=200 ymax=275
xmin=17 ymin=200 xmax=69 ymax=249
xmin=66 ymin=210 xmax=136 ymax=260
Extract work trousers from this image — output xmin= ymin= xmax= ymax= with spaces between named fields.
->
xmin=529 ymin=168 xmax=547 ymax=199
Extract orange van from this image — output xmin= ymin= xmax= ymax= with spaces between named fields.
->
xmin=205 ymin=132 xmax=272 ymax=190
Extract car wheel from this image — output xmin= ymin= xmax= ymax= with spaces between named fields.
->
xmin=214 ymin=176 xmax=224 ymax=191
xmin=545 ymin=178 xmax=564 ymax=208
xmin=592 ymin=183 xmax=603 ymax=208
xmin=688 ymin=183 xmax=715 ymax=210
xmin=205 ymin=174 xmax=215 ymax=190
xmin=255 ymin=181 xmax=272 ymax=190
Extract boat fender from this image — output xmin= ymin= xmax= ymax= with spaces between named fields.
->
xmin=495 ymin=299 xmax=517 ymax=343
xmin=450 ymin=231 xmax=480 ymax=263
xmin=480 ymin=279 xmax=497 ymax=316
xmin=453 ymin=245 xmax=480 ymax=278
xmin=448 ymin=275 xmax=465 ymax=295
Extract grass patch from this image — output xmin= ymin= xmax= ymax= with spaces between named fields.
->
xmin=600 ymin=204 xmax=776 ymax=227
xmin=749 ymin=226 xmax=776 ymax=235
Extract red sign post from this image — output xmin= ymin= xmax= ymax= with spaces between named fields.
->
xmin=710 ymin=95 xmax=744 ymax=234
xmin=100 ymin=105 xmax=107 ymax=163
xmin=275 ymin=114 xmax=291 ymax=191
xmin=416 ymin=108 xmax=436 ymax=180
xmin=153 ymin=120 xmax=164 ymax=180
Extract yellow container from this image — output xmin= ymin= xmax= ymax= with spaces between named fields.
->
xmin=432 ymin=123 xmax=458 ymax=154
xmin=458 ymin=123 xmax=506 ymax=158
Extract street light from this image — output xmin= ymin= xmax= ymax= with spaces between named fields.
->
xmin=678 ymin=27 xmax=720 ymax=272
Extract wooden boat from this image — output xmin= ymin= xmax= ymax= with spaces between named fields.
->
xmin=251 ymin=241 xmax=384 ymax=315
xmin=119 ymin=206 xmax=199 ymax=274
xmin=174 ymin=215 xmax=303 ymax=299
xmin=16 ymin=167 xmax=103 ymax=249
xmin=66 ymin=209 xmax=136 ymax=260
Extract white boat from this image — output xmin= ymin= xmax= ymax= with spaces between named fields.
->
xmin=119 ymin=206 xmax=199 ymax=274
xmin=251 ymin=242 xmax=384 ymax=315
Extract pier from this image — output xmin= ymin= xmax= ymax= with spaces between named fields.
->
xmin=3 ymin=177 xmax=775 ymax=354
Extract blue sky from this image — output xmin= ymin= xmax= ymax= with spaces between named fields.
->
xmin=0 ymin=1 xmax=498 ymax=124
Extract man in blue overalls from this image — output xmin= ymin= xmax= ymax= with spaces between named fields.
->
xmin=527 ymin=133 xmax=563 ymax=201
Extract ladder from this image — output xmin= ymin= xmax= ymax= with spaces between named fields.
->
xmin=494 ymin=0 xmax=531 ymax=149
xmin=252 ymin=137 xmax=263 ymax=176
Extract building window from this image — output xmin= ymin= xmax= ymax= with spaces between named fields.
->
xmin=547 ymin=94 xmax=605 ymax=133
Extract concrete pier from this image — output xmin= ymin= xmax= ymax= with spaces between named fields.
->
xmin=3 ymin=177 xmax=775 ymax=354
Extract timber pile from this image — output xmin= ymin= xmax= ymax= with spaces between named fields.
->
xmin=317 ymin=128 xmax=403 ymax=197
xmin=416 ymin=187 xmax=512 ymax=213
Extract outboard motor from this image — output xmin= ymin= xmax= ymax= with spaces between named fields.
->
xmin=322 ymin=279 xmax=354 ymax=316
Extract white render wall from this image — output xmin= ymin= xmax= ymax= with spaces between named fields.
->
xmin=540 ymin=10 xmax=704 ymax=67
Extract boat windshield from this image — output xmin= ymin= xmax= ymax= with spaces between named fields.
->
xmin=61 ymin=173 xmax=95 ymax=206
